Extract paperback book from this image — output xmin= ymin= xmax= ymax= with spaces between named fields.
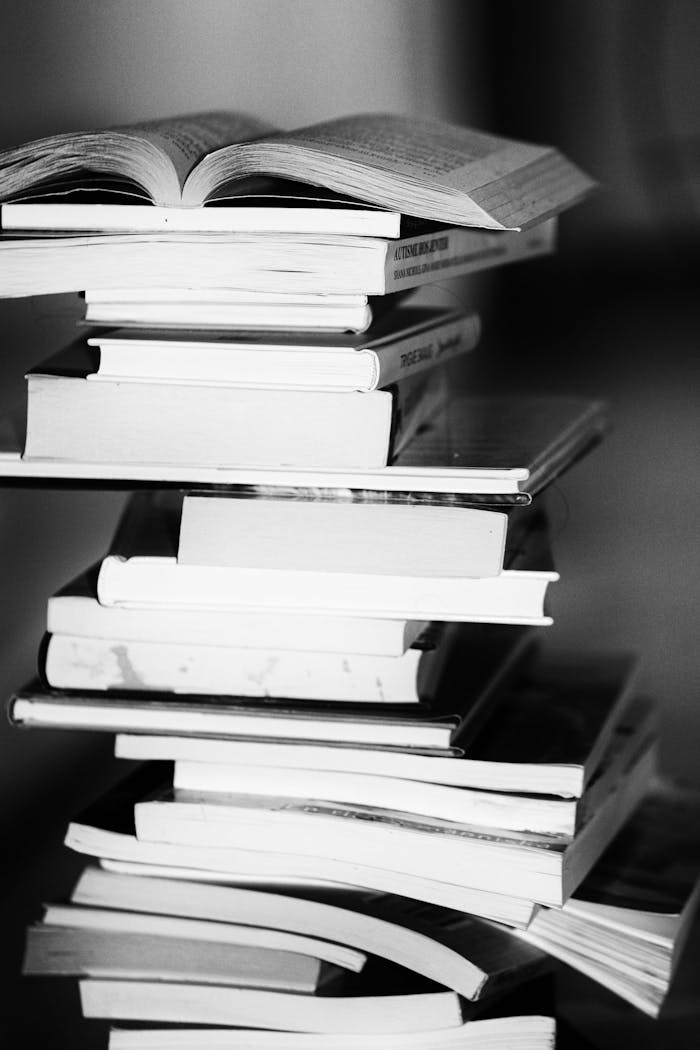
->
xmin=0 ymin=111 xmax=594 ymax=228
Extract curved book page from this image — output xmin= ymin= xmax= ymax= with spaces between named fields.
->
xmin=183 ymin=113 xmax=594 ymax=228
xmin=0 ymin=112 xmax=274 ymax=205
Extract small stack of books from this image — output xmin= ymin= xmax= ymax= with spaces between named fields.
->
xmin=514 ymin=780 xmax=700 ymax=1017
xmin=1 ymin=110 xmax=688 ymax=1042
xmin=24 ymin=862 xmax=556 ymax=1045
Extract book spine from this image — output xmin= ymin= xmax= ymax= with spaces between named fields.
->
xmin=367 ymin=313 xmax=480 ymax=391
xmin=382 ymin=219 xmax=557 ymax=294
xmin=389 ymin=366 xmax=448 ymax=460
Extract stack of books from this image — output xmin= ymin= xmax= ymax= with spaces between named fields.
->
xmin=2 ymin=109 xmax=692 ymax=1043
xmin=513 ymin=779 xmax=700 ymax=1017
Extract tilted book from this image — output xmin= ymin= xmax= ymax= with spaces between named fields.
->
xmin=513 ymin=781 xmax=700 ymax=1016
xmin=23 ymin=924 xmax=345 ymax=992
xmin=61 ymin=765 xmax=537 ymax=925
xmin=64 ymin=866 xmax=547 ymax=1002
xmin=114 ymin=650 xmax=642 ymax=798
xmin=132 ymin=740 xmax=655 ymax=906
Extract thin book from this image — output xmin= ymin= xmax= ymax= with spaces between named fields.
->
xmin=85 ymin=306 xmax=480 ymax=391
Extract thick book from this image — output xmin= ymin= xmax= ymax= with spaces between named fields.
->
xmin=65 ymin=866 xmax=547 ymax=1001
xmin=79 ymin=980 xmax=464 ymax=1034
xmin=93 ymin=495 xmax=555 ymax=622
xmin=0 ymin=218 xmax=556 ymax=299
xmin=14 ymin=624 xmax=532 ymax=750
xmin=176 ymin=489 xmax=507 ymax=577
xmin=131 ymin=740 xmax=655 ymax=907
xmin=82 ymin=289 xmax=378 ymax=333
xmin=0 ymin=394 xmax=608 ymax=497
xmin=95 ymin=564 xmax=555 ymax=623
xmin=0 ymin=111 xmax=593 ymax=228
xmin=62 ymin=769 xmax=536 ymax=925
xmin=23 ymin=342 xmax=446 ymax=470
xmin=113 ymin=651 xmax=642 ymax=797
xmin=513 ymin=781 xmax=700 ymax=1017
xmin=23 ymin=924 xmax=344 ymax=992
xmin=47 ymin=569 xmax=429 ymax=656
xmin=40 ymin=901 xmax=366 ymax=973
xmin=105 ymin=1015 xmax=557 ymax=1050
xmin=42 ymin=624 xmax=460 ymax=704
xmin=14 ymin=637 xmax=630 ymax=769
xmin=85 ymin=306 xmax=480 ymax=391
xmin=169 ymin=696 xmax=655 ymax=838
xmin=95 ymin=858 xmax=536 ymax=930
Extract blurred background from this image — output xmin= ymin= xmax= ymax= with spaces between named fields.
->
xmin=0 ymin=1 xmax=698 ymax=1045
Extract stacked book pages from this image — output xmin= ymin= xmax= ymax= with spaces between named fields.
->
xmin=2 ymin=109 xmax=692 ymax=1045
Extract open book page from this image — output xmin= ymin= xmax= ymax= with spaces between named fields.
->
xmin=188 ymin=113 xmax=594 ymax=227
xmin=0 ymin=111 xmax=274 ymax=207
xmin=123 ymin=112 xmax=275 ymax=191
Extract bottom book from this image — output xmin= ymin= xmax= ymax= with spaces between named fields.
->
xmin=79 ymin=980 xmax=463 ymax=1033
xmin=106 ymin=1015 xmax=557 ymax=1049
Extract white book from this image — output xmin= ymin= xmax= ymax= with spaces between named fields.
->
xmin=0 ymin=221 xmax=556 ymax=299
xmin=42 ymin=627 xmax=453 ymax=703
xmin=24 ymin=345 xmax=445 ymax=470
xmin=96 ymin=559 xmax=556 ymax=624
xmin=113 ymin=652 xmax=641 ymax=799
xmin=94 ymin=494 xmax=552 ymax=622
xmin=83 ymin=290 xmax=375 ymax=333
xmin=512 ymin=782 xmax=700 ymax=1017
xmin=0 ymin=394 xmax=608 ymax=496
xmin=1 ymin=196 xmax=402 ymax=237
xmin=24 ymin=923 xmax=339 ymax=992
xmin=114 ymin=734 xmax=585 ymax=796
xmin=62 ymin=779 xmax=537 ymax=926
xmin=176 ymin=493 xmax=505 ymax=577
xmin=86 ymin=308 xmax=480 ymax=391
xmin=172 ymin=762 xmax=580 ymax=836
xmin=10 ymin=690 xmax=464 ymax=749
xmin=80 ymin=980 xmax=463 ymax=1034
xmin=66 ymin=867 xmax=544 ymax=1001
xmin=106 ymin=1016 xmax=557 ymax=1050
xmin=132 ymin=743 xmax=654 ymax=907
xmin=48 ymin=578 xmax=428 ymax=655
xmin=41 ymin=902 xmax=366 ymax=973
xmin=170 ymin=702 xmax=652 ymax=839
xmin=0 ymin=111 xmax=592 ymax=225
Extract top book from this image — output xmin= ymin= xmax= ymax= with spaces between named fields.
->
xmin=0 ymin=111 xmax=594 ymax=231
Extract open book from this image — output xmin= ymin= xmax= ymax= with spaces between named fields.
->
xmin=0 ymin=111 xmax=594 ymax=230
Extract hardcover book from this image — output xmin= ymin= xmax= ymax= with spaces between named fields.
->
xmin=0 ymin=394 xmax=608 ymax=495
xmin=85 ymin=306 xmax=480 ymax=391
xmin=23 ymin=341 xmax=447 ymax=470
